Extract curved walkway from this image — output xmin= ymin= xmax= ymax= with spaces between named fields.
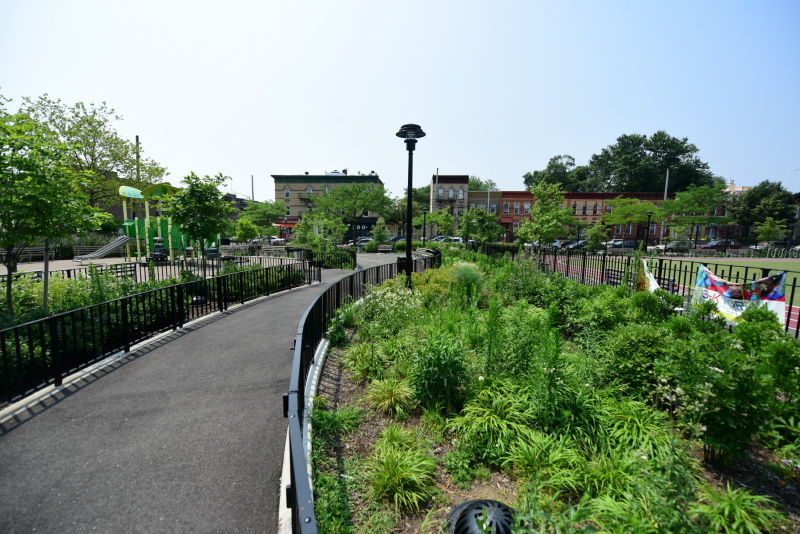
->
xmin=0 ymin=254 xmax=398 ymax=533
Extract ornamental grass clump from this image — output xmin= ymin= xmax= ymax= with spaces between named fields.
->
xmin=365 ymin=377 xmax=416 ymax=419
xmin=368 ymin=425 xmax=436 ymax=512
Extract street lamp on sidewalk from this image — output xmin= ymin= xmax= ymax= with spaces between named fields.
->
xmin=396 ymin=124 xmax=425 ymax=289
xmin=645 ymin=210 xmax=654 ymax=249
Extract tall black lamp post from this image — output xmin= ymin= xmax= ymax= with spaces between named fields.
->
xmin=645 ymin=210 xmax=654 ymax=249
xmin=396 ymin=124 xmax=425 ymax=288
xmin=422 ymin=205 xmax=429 ymax=245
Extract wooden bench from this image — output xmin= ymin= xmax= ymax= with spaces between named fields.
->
xmin=18 ymin=247 xmax=55 ymax=262
xmin=377 ymin=245 xmax=393 ymax=253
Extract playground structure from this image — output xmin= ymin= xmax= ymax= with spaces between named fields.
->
xmin=117 ymin=184 xmax=221 ymax=264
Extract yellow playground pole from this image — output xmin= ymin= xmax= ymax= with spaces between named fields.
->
xmin=134 ymin=217 xmax=142 ymax=261
xmin=167 ymin=217 xmax=174 ymax=261
xmin=144 ymin=200 xmax=151 ymax=258
xmin=122 ymin=198 xmax=131 ymax=261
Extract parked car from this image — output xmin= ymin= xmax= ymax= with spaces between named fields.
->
xmin=445 ymin=236 xmax=464 ymax=244
xmin=664 ymin=240 xmax=694 ymax=252
xmin=699 ymin=239 xmax=741 ymax=250
xmin=749 ymin=241 xmax=789 ymax=249
xmin=550 ymin=239 xmax=573 ymax=249
xmin=390 ymin=236 xmax=406 ymax=242
xmin=431 ymin=235 xmax=447 ymax=242
xmin=566 ymin=240 xmax=586 ymax=249
xmin=605 ymin=239 xmax=636 ymax=248
xmin=268 ymin=236 xmax=286 ymax=245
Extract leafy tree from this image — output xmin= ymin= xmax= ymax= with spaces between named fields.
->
xmin=310 ymin=183 xmax=392 ymax=222
xmin=585 ymin=222 xmax=609 ymax=251
xmin=589 ymin=131 xmax=719 ymax=193
xmin=754 ymin=217 xmax=788 ymax=245
xmin=22 ymin=95 xmax=167 ymax=209
xmin=428 ymin=208 xmax=455 ymax=237
xmin=603 ymin=197 xmax=664 ymax=248
xmin=241 ymin=199 xmax=285 ymax=229
xmin=162 ymin=173 xmax=234 ymax=270
xmin=234 ymin=218 xmax=260 ymax=243
xmin=1 ymin=106 xmax=105 ymax=316
xmin=523 ymin=155 xmax=603 ymax=192
xmin=370 ymin=218 xmax=391 ymax=244
xmin=516 ymin=182 xmax=577 ymax=244
xmin=662 ymin=183 xmax=730 ymax=243
xmin=459 ymin=208 xmax=502 ymax=243
xmin=292 ymin=212 xmax=347 ymax=250
xmin=468 ymin=176 xmax=497 ymax=192
xmin=728 ymin=180 xmax=796 ymax=237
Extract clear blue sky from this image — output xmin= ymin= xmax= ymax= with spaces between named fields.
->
xmin=1 ymin=0 xmax=798 ymax=200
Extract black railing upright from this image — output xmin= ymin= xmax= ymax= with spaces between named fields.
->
xmin=284 ymin=253 xmax=440 ymax=533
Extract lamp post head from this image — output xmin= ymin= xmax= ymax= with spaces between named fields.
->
xmin=396 ymin=124 xmax=426 ymax=139
xmin=422 ymin=205 xmax=429 ymax=213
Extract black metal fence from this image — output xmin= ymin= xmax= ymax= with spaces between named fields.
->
xmin=284 ymin=254 xmax=440 ymax=533
xmin=0 ymin=261 xmax=319 ymax=409
xmin=291 ymin=248 xmax=358 ymax=270
xmin=534 ymin=249 xmax=800 ymax=337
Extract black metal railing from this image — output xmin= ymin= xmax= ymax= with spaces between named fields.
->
xmin=0 ymin=261 xmax=319 ymax=408
xmin=291 ymin=248 xmax=358 ymax=270
xmin=284 ymin=255 xmax=439 ymax=533
xmin=534 ymin=249 xmax=800 ymax=337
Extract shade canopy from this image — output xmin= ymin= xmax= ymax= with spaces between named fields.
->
xmin=118 ymin=186 xmax=144 ymax=199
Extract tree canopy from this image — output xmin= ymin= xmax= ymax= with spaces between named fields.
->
xmin=728 ymin=180 xmax=796 ymax=234
xmin=293 ymin=212 xmax=347 ymax=250
xmin=523 ymin=131 xmax=721 ymax=193
xmin=162 ymin=173 xmax=234 ymax=251
xmin=241 ymin=199 xmax=286 ymax=229
xmin=458 ymin=208 xmax=502 ymax=244
xmin=468 ymin=176 xmax=497 ymax=192
xmin=1 ymin=105 xmax=106 ymax=316
xmin=310 ymin=183 xmax=392 ymax=222
xmin=21 ymin=95 xmax=167 ymax=210
xmin=516 ymin=182 xmax=577 ymax=244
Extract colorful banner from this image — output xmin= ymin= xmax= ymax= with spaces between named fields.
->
xmin=693 ymin=265 xmax=786 ymax=325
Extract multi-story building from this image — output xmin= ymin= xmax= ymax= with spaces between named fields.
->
xmin=272 ymin=170 xmax=382 ymax=218
xmin=430 ymin=175 xmax=469 ymax=220
xmin=271 ymin=170 xmax=383 ymax=240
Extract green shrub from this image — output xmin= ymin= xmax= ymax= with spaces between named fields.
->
xmin=601 ymin=323 xmax=673 ymax=398
xmin=368 ymin=426 xmax=436 ymax=512
xmin=451 ymin=262 xmax=485 ymax=305
xmin=447 ymin=382 xmax=537 ymax=465
xmin=365 ymin=378 xmax=417 ymax=419
xmin=409 ymin=333 xmax=469 ymax=413
xmin=504 ymin=430 xmax=584 ymax=497
xmin=343 ymin=343 xmax=387 ymax=383
xmin=691 ymin=483 xmax=784 ymax=533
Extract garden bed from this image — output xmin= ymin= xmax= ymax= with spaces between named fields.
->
xmin=311 ymin=251 xmax=800 ymax=533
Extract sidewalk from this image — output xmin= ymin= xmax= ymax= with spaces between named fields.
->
xmin=0 ymin=254 xmax=396 ymax=533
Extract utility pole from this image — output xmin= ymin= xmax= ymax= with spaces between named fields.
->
xmin=135 ymin=135 xmax=140 ymax=183
xmin=251 ymin=175 xmax=255 ymax=201
xmin=663 ymin=168 xmax=669 ymax=200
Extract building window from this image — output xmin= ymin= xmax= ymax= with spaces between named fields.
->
xmin=614 ymin=224 xmax=621 ymax=234
xmin=582 ymin=202 xmax=587 ymax=215
xmin=524 ymin=202 xmax=531 ymax=214
xmin=285 ymin=207 xmax=291 ymax=216
xmin=572 ymin=202 xmax=577 ymax=215
xmin=513 ymin=221 xmax=520 ymax=229
xmin=503 ymin=203 xmax=509 ymax=214
xmin=305 ymin=186 xmax=313 ymax=195
xmin=490 ymin=203 xmax=497 ymax=214
xmin=458 ymin=188 xmax=464 ymax=200
xmin=625 ymin=223 xmax=632 ymax=234
xmin=470 ymin=202 xmax=475 ymax=210
xmin=649 ymin=223 xmax=656 ymax=235
xmin=324 ymin=185 xmax=330 ymax=194
xmin=593 ymin=202 xmax=598 ymax=215
xmin=514 ymin=203 xmax=520 ymax=214
xmin=284 ymin=186 xmax=291 ymax=199
xmin=458 ymin=207 xmax=464 ymax=216
xmin=438 ymin=187 xmax=444 ymax=200
xmin=449 ymin=188 xmax=454 ymax=200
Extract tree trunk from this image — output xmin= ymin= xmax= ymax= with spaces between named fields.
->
xmin=43 ymin=239 xmax=50 ymax=313
xmin=4 ymin=247 xmax=17 ymax=318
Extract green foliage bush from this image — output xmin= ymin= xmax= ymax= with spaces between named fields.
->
xmin=409 ymin=333 xmax=469 ymax=413
xmin=368 ymin=425 xmax=436 ymax=512
xmin=365 ymin=378 xmax=416 ymax=419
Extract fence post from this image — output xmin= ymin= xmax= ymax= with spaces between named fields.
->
xmin=217 ymin=276 xmax=225 ymax=313
xmin=600 ymin=252 xmax=607 ymax=283
xmin=177 ymin=284 xmax=186 ymax=328
xmin=49 ymin=316 xmax=64 ymax=386
xmin=121 ymin=297 xmax=130 ymax=352
xmin=580 ymin=250 xmax=587 ymax=284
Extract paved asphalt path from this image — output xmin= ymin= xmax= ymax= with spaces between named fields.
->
xmin=0 ymin=254 xmax=398 ymax=534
